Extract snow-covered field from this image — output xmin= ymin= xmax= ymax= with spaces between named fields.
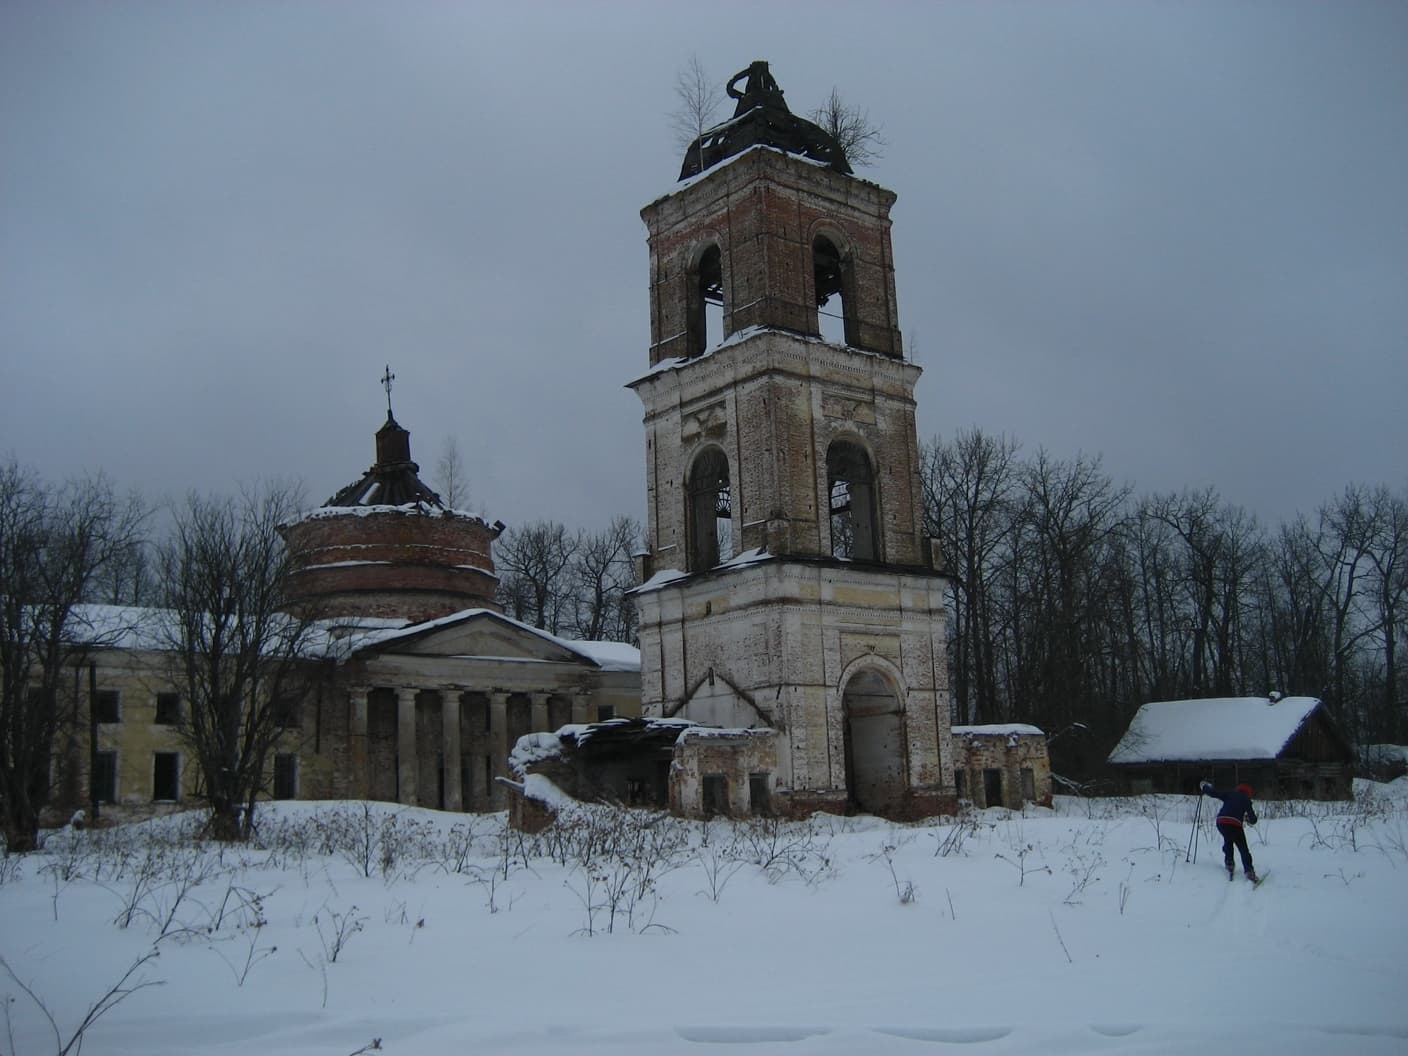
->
xmin=3 ymin=784 xmax=1407 ymax=1056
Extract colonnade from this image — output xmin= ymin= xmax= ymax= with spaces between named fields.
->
xmin=346 ymin=685 xmax=591 ymax=810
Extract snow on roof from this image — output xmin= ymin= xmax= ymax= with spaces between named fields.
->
xmin=1107 ymin=696 xmax=1323 ymax=764
xmin=953 ymin=724 xmax=1045 ymax=738
xmin=282 ymin=502 xmax=500 ymax=530
xmin=632 ymin=548 xmax=775 ymax=595
xmin=565 ymin=639 xmax=640 ymax=672
xmin=347 ymin=607 xmax=640 ymax=672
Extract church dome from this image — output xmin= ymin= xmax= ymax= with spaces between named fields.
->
xmin=278 ymin=395 xmax=504 ymax=623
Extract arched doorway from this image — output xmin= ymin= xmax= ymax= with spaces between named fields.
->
xmin=842 ymin=669 xmax=906 ymax=815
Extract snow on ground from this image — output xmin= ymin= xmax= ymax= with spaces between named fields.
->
xmin=3 ymin=783 xmax=1407 ymax=1055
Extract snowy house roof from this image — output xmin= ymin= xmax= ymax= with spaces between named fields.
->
xmin=1107 ymin=695 xmax=1327 ymax=765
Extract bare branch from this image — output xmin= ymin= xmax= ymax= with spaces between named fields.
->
xmin=810 ymin=87 xmax=886 ymax=168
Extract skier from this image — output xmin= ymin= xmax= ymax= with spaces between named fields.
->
xmin=1200 ymin=779 xmax=1258 ymax=881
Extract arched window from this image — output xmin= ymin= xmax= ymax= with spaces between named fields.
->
xmin=687 ymin=447 xmax=732 ymax=570
xmin=813 ymin=234 xmax=854 ymax=346
xmin=827 ymin=439 xmax=878 ymax=561
xmin=688 ymin=244 xmax=724 ymax=358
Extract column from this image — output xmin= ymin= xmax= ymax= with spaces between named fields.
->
xmin=489 ymin=691 xmax=509 ymax=810
xmin=350 ymin=686 xmax=371 ymax=799
xmin=442 ymin=690 xmax=463 ymax=812
xmin=570 ymin=694 xmax=589 ymax=725
xmin=530 ymin=692 xmax=549 ymax=734
xmin=396 ymin=687 xmax=418 ymax=807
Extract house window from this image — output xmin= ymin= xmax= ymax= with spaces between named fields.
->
xmin=155 ymin=693 xmax=181 ymax=725
xmin=702 ymin=774 xmax=728 ymax=817
xmin=1021 ymin=768 xmax=1036 ymax=802
xmin=94 ymin=690 xmax=121 ymax=724
xmin=687 ymin=447 xmax=732 ymax=570
xmin=273 ymin=754 xmax=297 ymax=800
xmin=827 ymin=440 xmax=878 ymax=561
xmin=152 ymin=753 xmax=180 ymax=801
xmin=93 ymin=751 xmax=118 ymax=804
xmin=748 ymin=773 xmax=771 ymax=815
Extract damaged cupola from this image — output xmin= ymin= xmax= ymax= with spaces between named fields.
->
xmin=678 ymin=60 xmax=852 ymax=180
xmin=278 ymin=372 xmax=504 ymax=623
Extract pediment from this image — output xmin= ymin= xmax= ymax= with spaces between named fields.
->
xmin=359 ymin=612 xmax=590 ymax=667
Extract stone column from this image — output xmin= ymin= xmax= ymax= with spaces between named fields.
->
xmin=442 ymin=690 xmax=463 ymax=812
xmin=349 ymin=686 xmax=371 ymax=799
xmin=396 ymin=687 xmax=418 ymax=807
xmin=530 ymin=692 xmax=549 ymax=734
xmin=489 ymin=691 xmax=509 ymax=810
xmin=571 ymin=694 xmax=589 ymax=725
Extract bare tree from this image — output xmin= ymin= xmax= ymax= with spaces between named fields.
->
xmin=669 ymin=54 xmax=722 ymax=175
xmin=0 ymin=462 xmax=146 ymax=851
xmin=810 ymin=87 xmax=886 ymax=168
xmin=571 ymin=516 xmax=641 ymax=642
xmin=495 ymin=521 xmax=580 ymax=634
xmin=435 ymin=435 xmax=470 ymax=510
xmin=156 ymin=482 xmax=325 ymax=841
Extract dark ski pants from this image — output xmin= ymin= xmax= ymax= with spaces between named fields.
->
xmin=1218 ymin=821 xmax=1254 ymax=873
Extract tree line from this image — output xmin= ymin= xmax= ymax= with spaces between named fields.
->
xmin=924 ymin=429 xmax=1407 ymax=779
xmin=4 ymin=434 xmax=1403 ymax=846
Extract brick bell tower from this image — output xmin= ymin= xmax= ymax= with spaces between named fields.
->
xmin=630 ymin=62 xmax=954 ymax=819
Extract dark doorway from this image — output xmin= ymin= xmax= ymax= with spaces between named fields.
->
xmin=842 ymin=670 xmax=905 ymax=815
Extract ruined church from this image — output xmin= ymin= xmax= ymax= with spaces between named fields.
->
xmin=46 ymin=63 xmax=1053 ymax=827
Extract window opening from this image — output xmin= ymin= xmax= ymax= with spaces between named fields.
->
xmin=827 ymin=440 xmax=877 ymax=561
xmin=813 ymin=235 xmax=850 ymax=345
xmin=687 ymin=447 xmax=733 ymax=570
xmin=273 ymin=695 xmax=301 ymax=730
xmin=93 ymin=751 xmax=117 ymax=804
xmin=273 ymin=754 xmax=297 ymax=800
xmin=689 ymin=245 xmax=724 ymax=357
xmin=153 ymin=752 xmax=180 ymax=801
xmin=95 ymin=690 xmax=121 ymax=724
xmin=155 ymin=692 xmax=181 ymax=725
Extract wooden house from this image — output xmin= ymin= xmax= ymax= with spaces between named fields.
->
xmin=1106 ymin=695 xmax=1353 ymax=800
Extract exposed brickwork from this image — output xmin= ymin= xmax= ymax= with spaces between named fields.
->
xmin=953 ymin=729 xmax=1053 ymax=809
xmin=279 ymin=508 xmax=500 ymax=623
xmin=642 ymin=148 xmax=902 ymax=363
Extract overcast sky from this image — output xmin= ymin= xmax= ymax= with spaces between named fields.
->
xmin=3 ymin=2 xmax=1405 ymax=536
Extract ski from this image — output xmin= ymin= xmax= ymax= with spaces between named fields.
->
xmin=1251 ymin=871 xmax=1268 ymax=887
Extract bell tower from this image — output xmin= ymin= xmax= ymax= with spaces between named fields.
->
xmin=630 ymin=62 xmax=954 ymax=819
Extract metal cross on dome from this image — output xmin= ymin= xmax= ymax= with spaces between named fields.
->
xmin=381 ymin=365 xmax=396 ymax=416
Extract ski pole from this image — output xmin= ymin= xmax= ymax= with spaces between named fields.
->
xmin=1186 ymin=791 xmax=1202 ymax=863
